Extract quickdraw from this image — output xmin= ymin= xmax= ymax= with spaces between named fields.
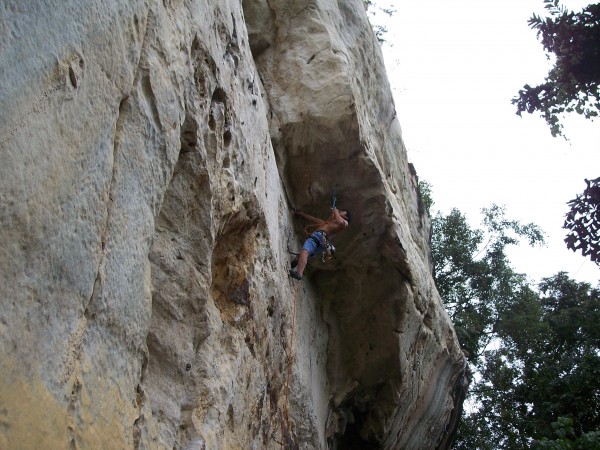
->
xmin=331 ymin=184 xmax=338 ymax=209
xmin=322 ymin=242 xmax=336 ymax=262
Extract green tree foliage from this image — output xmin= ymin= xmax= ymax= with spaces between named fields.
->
xmin=512 ymin=0 xmax=600 ymax=137
xmin=529 ymin=274 xmax=600 ymax=437
xmin=417 ymin=180 xmax=434 ymax=214
xmin=564 ymin=177 xmax=600 ymax=266
xmin=468 ymin=274 xmax=600 ymax=447
xmin=432 ymin=207 xmax=600 ymax=448
xmin=455 ymin=273 xmax=600 ymax=447
xmin=432 ymin=206 xmax=544 ymax=448
xmin=432 ymin=205 xmax=544 ymax=362
xmin=534 ymin=417 xmax=600 ymax=449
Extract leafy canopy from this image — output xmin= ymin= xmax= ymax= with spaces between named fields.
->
xmin=564 ymin=176 xmax=600 ymax=266
xmin=512 ymin=0 xmax=600 ymax=137
xmin=534 ymin=417 xmax=600 ymax=449
xmin=418 ymin=180 xmax=434 ymax=214
xmin=432 ymin=205 xmax=544 ymax=362
xmin=432 ymin=206 xmax=600 ymax=449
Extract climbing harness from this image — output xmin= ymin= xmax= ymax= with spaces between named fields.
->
xmin=315 ymin=230 xmax=336 ymax=262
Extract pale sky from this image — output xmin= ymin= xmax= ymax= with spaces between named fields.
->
xmin=372 ymin=0 xmax=600 ymax=285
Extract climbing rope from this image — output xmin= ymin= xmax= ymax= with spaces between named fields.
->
xmin=280 ymin=282 xmax=300 ymax=449
xmin=303 ymin=213 xmax=335 ymax=237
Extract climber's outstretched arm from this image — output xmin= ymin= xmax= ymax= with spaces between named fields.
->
xmin=294 ymin=210 xmax=324 ymax=226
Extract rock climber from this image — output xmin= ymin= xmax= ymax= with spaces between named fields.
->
xmin=289 ymin=207 xmax=352 ymax=280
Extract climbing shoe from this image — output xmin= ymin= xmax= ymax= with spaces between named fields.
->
xmin=289 ymin=269 xmax=303 ymax=280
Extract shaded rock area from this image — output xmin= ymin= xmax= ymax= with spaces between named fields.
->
xmin=0 ymin=0 xmax=467 ymax=449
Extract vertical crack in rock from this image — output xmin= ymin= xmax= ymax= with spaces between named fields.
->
xmin=58 ymin=92 xmax=132 ymax=444
xmin=132 ymin=352 xmax=148 ymax=449
xmin=140 ymin=69 xmax=162 ymax=132
xmin=83 ymin=96 xmax=130 ymax=324
xmin=67 ymin=378 xmax=82 ymax=450
xmin=59 ymin=318 xmax=88 ymax=386
xmin=134 ymin=9 xmax=162 ymax=134
xmin=60 ymin=91 xmax=130 ymax=396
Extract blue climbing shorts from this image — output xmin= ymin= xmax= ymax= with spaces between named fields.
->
xmin=302 ymin=231 xmax=326 ymax=257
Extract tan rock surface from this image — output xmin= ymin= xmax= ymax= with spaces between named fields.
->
xmin=0 ymin=0 xmax=467 ymax=449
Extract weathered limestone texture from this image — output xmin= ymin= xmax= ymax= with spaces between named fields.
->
xmin=0 ymin=0 xmax=467 ymax=449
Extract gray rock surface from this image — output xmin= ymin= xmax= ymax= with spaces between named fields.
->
xmin=0 ymin=0 xmax=467 ymax=448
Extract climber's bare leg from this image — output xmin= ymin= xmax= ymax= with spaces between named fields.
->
xmin=295 ymin=249 xmax=310 ymax=276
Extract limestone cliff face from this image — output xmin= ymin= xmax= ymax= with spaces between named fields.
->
xmin=0 ymin=1 xmax=467 ymax=449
